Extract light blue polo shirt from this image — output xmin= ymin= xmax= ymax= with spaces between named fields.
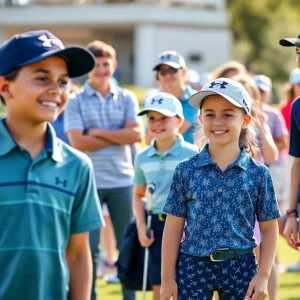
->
xmin=179 ymin=85 xmax=199 ymax=144
xmin=134 ymin=135 xmax=198 ymax=213
xmin=64 ymin=81 xmax=140 ymax=189
xmin=0 ymin=117 xmax=104 ymax=300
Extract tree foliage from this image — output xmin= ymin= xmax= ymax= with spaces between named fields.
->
xmin=226 ymin=0 xmax=300 ymax=83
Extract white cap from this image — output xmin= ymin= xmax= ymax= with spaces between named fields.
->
xmin=189 ymin=78 xmax=252 ymax=114
xmin=138 ymin=92 xmax=184 ymax=120
xmin=254 ymin=74 xmax=272 ymax=92
xmin=153 ymin=51 xmax=186 ymax=71
xmin=289 ymin=68 xmax=300 ymax=85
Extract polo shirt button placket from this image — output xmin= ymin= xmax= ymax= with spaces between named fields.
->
xmin=27 ymin=164 xmax=37 ymax=197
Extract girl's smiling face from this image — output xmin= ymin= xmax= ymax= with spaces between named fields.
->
xmin=199 ymin=95 xmax=251 ymax=148
xmin=2 ymin=56 xmax=69 ymax=124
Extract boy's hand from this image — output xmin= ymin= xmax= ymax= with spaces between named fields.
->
xmin=283 ymin=217 xmax=300 ymax=249
xmin=244 ymin=274 xmax=268 ymax=300
xmin=137 ymin=225 xmax=154 ymax=248
xmin=160 ymin=279 xmax=178 ymax=300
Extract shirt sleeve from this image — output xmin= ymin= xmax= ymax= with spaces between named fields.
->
xmin=256 ymin=167 xmax=281 ymax=222
xmin=289 ymin=98 xmax=300 ymax=157
xmin=70 ymin=159 xmax=105 ymax=234
xmin=272 ymin=110 xmax=288 ymax=138
xmin=64 ymin=95 xmax=84 ymax=133
xmin=163 ymin=164 xmax=187 ymax=217
xmin=133 ymin=154 xmax=146 ymax=185
xmin=124 ymin=90 xmax=140 ymax=123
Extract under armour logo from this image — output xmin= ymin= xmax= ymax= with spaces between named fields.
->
xmin=55 ymin=177 xmax=67 ymax=187
xmin=160 ymin=54 xmax=172 ymax=61
xmin=208 ymin=81 xmax=228 ymax=89
xmin=38 ymin=35 xmax=64 ymax=49
xmin=151 ymin=98 xmax=163 ymax=105
xmin=242 ymin=99 xmax=249 ymax=113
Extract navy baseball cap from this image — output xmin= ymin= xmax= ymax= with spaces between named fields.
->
xmin=0 ymin=30 xmax=95 ymax=78
xmin=279 ymin=33 xmax=300 ymax=47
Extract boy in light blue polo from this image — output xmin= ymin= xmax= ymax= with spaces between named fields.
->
xmin=133 ymin=92 xmax=198 ymax=299
xmin=0 ymin=30 xmax=104 ymax=300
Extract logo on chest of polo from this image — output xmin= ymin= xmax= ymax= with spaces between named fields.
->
xmin=55 ymin=177 xmax=68 ymax=188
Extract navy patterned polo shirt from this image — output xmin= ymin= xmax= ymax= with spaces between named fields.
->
xmin=163 ymin=144 xmax=281 ymax=256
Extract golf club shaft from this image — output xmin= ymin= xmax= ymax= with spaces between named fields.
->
xmin=142 ymin=248 xmax=149 ymax=300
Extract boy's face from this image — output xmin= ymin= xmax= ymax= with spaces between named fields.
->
xmin=297 ymin=47 xmax=300 ymax=69
xmin=88 ymin=56 xmax=117 ymax=86
xmin=1 ymin=56 xmax=69 ymax=123
xmin=147 ymin=110 xmax=181 ymax=141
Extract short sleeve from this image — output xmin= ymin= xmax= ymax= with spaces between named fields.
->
xmin=256 ymin=168 xmax=281 ymax=222
xmin=133 ymin=154 xmax=146 ymax=186
xmin=289 ymin=99 xmax=300 ymax=157
xmin=272 ymin=111 xmax=288 ymax=138
xmin=125 ymin=90 xmax=140 ymax=123
xmin=71 ymin=160 xmax=104 ymax=234
xmin=163 ymin=165 xmax=187 ymax=217
xmin=64 ymin=96 xmax=84 ymax=133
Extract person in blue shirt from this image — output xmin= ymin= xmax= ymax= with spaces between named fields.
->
xmin=134 ymin=92 xmax=198 ymax=300
xmin=279 ymin=34 xmax=300 ymax=252
xmin=160 ymin=78 xmax=281 ymax=300
xmin=0 ymin=30 xmax=104 ymax=300
xmin=145 ymin=51 xmax=199 ymax=145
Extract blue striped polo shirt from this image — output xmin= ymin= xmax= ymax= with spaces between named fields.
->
xmin=0 ymin=117 xmax=104 ymax=300
xmin=64 ymin=81 xmax=140 ymax=189
xmin=134 ymin=135 xmax=198 ymax=213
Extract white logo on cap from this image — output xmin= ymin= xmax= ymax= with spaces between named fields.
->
xmin=38 ymin=35 xmax=64 ymax=49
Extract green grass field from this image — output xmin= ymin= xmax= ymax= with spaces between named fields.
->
xmin=97 ymin=236 xmax=300 ymax=300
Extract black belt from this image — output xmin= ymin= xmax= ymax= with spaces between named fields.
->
xmin=197 ymin=248 xmax=254 ymax=262
xmin=152 ymin=213 xmax=166 ymax=221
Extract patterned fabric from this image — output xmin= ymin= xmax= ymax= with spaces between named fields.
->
xmin=64 ymin=81 xmax=140 ymax=188
xmin=163 ymin=144 xmax=281 ymax=256
xmin=134 ymin=135 xmax=198 ymax=213
xmin=0 ymin=117 xmax=104 ymax=300
xmin=176 ymin=252 xmax=258 ymax=299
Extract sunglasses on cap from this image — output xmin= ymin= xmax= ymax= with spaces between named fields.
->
xmin=158 ymin=66 xmax=181 ymax=76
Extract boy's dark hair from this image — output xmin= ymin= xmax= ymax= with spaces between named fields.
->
xmin=0 ymin=67 xmax=22 ymax=106
xmin=86 ymin=40 xmax=116 ymax=60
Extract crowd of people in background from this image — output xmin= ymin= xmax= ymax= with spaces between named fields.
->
xmin=0 ymin=29 xmax=299 ymax=300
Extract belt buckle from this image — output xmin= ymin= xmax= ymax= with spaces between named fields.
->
xmin=209 ymin=253 xmax=224 ymax=262
xmin=158 ymin=213 xmax=165 ymax=221
xmin=209 ymin=248 xmax=230 ymax=262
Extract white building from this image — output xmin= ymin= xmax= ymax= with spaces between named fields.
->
xmin=0 ymin=0 xmax=231 ymax=86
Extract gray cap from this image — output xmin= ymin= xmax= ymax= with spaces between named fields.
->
xmin=254 ymin=74 xmax=272 ymax=92
xmin=189 ymin=78 xmax=252 ymax=114
xmin=289 ymin=68 xmax=300 ymax=85
xmin=153 ymin=51 xmax=186 ymax=71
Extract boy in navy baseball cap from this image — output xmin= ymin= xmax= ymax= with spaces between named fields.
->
xmin=0 ymin=30 xmax=104 ymax=300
